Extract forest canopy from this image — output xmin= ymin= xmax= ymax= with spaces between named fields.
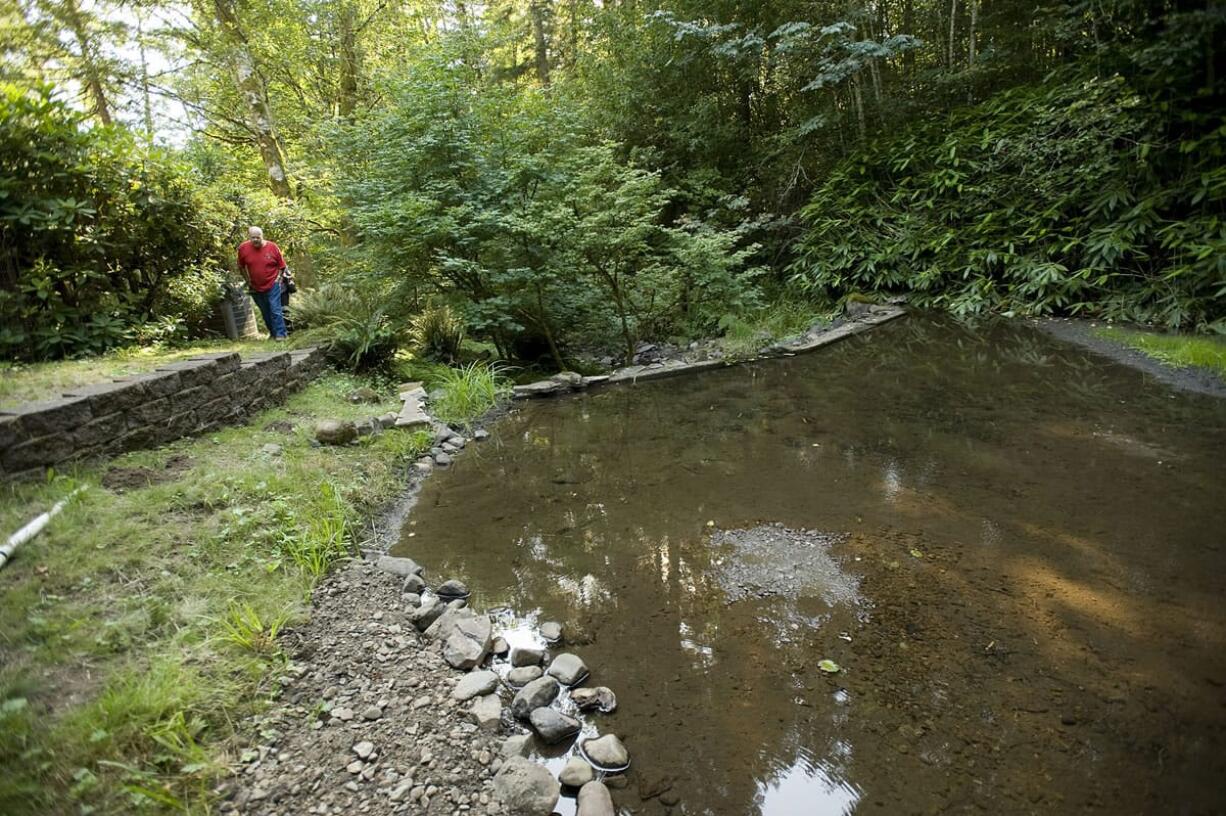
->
xmin=0 ymin=0 xmax=1222 ymax=362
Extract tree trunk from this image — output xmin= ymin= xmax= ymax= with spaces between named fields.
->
xmin=337 ymin=0 xmax=359 ymax=118
xmin=63 ymin=0 xmax=112 ymax=125
xmin=213 ymin=0 xmax=293 ymax=199
xmin=903 ymin=0 xmax=914 ymax=85
xmin=948 ymin=0 xmax=958 ymax=69
xmin=531 ymin=0 xmax=550 ymax=86
xmin=137 ymin=16 xmax=154 ymax=141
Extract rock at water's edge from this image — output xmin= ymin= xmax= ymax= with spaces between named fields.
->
xmin=493 ymin=757 xmax=560 ymax=816
xmin=510 ymin=676 xmax=560 ymax=720
xmin=576 ymin=780 xmax=616 ymax=816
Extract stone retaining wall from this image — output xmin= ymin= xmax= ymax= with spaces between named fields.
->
xmin=0 ymin=347 xmax=328 ymax=481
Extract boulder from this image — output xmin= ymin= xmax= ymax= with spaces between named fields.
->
xmin=511 ymin=646 xmax=545 ymax=667
xmin=546 ymin=653 xmax=588 ymax=686
xmin=510 ymin=676 xmax=559 ymax=720
xmin=442 ymin=615 xmax=493 ymax=670
xmin=550 ymin=371 xmax=584 ymax=388
xmin=453 ymin=670 xmax=499 ymax=701
xmin=539 ymin=621 xmax=563 ymax=642
xmin=493 ymin=757 xmax=560 ymax=816
xmin=576 ymin=781 xmax=616 ymax=816
xmin=424 ymin=603 xmax=473 ymax=640
xmin=410 ymin=595 xmax=447 ymax=631
xmin=507 ymin=666 xmax=544 ymax=687
xmin=469 ymin=693 xmax=503 ymax=731
xmin=582 ymin=734 xmax=629 ymax=769
xmin=528 ymin=708 xmax=580 ymax=745
xmin=571 ymin=686 xmax=617 ymax=713
xmin=436 ymin=578 xmax=470 ymax=598
xmin=492 ymin=636 xmax=510 ymax=655
xmin=376 ymin=555 xmax=424 ymax=577
xmin=559 ymin=756 xmax=594 ymax=788
xmin=434 ymin=451 xmax=452 ymax=467
xmin=315 ymin=419 xmax=357 ymax=445
xmin=401 ymin=573 xmax=426 ymax=595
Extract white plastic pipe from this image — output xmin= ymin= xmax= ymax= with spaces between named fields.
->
xmin=0 ymin=487 xmax=85 ymax=570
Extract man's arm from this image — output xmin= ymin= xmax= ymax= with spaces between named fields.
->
xmin=236 ymin=252 xmax=252 ymax=288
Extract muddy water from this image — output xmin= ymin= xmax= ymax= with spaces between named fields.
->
xmin=394 ymin=317 xmax=1226 ymax=815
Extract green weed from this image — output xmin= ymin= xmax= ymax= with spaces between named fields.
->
xmin=1095 ymin=326 xmax=1226 ymax=378
xmin=429 ymin=363 xmax=511 ymax=428
xmin=217 ymin=603 xmax=288 ymax=655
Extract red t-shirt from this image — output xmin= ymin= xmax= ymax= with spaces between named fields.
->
xmin=237 ymin=240 xmax=285 ymax=293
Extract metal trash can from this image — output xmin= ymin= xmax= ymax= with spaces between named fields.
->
xmin=217 ymin=283 xmax=261 ymax=340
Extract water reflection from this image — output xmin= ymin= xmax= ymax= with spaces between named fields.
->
xmin=397 ymin=316 xmax=1226 ymax=815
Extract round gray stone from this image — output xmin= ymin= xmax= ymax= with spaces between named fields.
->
xmin=493 ymin=757 xmax=559 ymax=816
xmin=528 ymin=708 xmax=580 ymax=745
xmin=582 ymin=734 xmax=629 ymax=769
xmin=507 ymin=666 xmax=544 ymax=687
xmin=453 ymin=670 xmax=499 ymax=701
xmin=559 ymin=756 xmax=594 ymax=788
xmin=576 ymin=780 xmax=615 ymax=816
xmin=510 ymin=676 xmax=559 ymax=720
xmin=546 ymin=653 xmax=588 ymax=686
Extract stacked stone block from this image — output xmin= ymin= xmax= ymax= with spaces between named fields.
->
xmin=0 ymin=346 xmax=328 ymax=481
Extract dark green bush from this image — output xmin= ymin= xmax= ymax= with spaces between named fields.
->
xmin=790 ymin=74 xmax=1226 ymax=331
xmin=0 ymin=84 xmax=228 ymax=360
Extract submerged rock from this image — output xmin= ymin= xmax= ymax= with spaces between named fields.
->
xmin=494 ymin=757 xmax=560 ymax=816
xmin=529 ymin=708 xmax=580 ymax=744
xmin=510 ymin=676 xmax=560 ymax=720
xmin=436 ymin=578 xmax=470 ymax=598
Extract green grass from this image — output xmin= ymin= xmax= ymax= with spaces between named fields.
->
xmin=716 ymin=297 xmax=835 ymax=359
xmin=0 ymin=338 xmax=277 ymax=408
xmin=0 ymin=372 xmax=430 ymax=814
xmin=429 ymin=363 xmax=511 ymax=428
xmin=1095 ymin=326 xmax=1226 ymax=379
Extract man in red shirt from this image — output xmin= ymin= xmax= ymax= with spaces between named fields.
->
xmin=236 ymin=226 xmax=289 ymax=339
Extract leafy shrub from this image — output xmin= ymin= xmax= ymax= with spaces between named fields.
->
xmin=292 ymin=282 xmax=403 ymax=369
xmin=0 ymin=84 xmax=229 ymax=360
xmin=334 ymin=53 xmax=762 ymax=367
xmin=411 ymin=301 xmax=465 ymax=363
xmin=790 ymin=73 xmax=1226 ymax=331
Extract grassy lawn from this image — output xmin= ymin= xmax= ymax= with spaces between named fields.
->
xmin=0 ymin=339 xmax=285 ymax=408
xmin=0 ymin=372 xmax=434 ymax=814
xmin=1094 ymin=326 xmax=1226 ymax=379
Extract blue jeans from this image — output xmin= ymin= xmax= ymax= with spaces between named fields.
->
xmin=250 ymin=280 xmax=287 ymax=339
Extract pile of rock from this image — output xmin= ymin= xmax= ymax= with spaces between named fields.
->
xmin=398 ymin=568 xmax=631 ymax=816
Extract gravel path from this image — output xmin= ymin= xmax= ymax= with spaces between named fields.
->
xmin=222 ymin=560 xmax=508 ymax=816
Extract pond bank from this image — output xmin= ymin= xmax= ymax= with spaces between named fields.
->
xmin=1037 ymin=317 xmax=1226 ymax=398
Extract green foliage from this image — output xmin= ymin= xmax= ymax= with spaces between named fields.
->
xmin=412 ymin=301 xmax=466 ymax=363
xmin=334 ymin=50 xmax=762 ymax=368
xmin=791 ymin=72 xmax=1226 ymax=331
xmin=429 ymin=363 xmax=511 ymax=428
xmin=280 ymin=481 xmax=354 ymax=582
xmin=292 ymin=282 xmax=404 ymax=369
xmin=0 ymin=84 xmax=228 ymax=360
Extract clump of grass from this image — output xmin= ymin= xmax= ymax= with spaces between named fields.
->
xmin=410 ymin=301 xmax=466 ymax=363
xmin=217 ymin=603 xmax=288 ymax=655
xmin=716 ymin=298 xmax=834 ymax=359
xmin=1095 ymin=326 xmax=1226 ymax=378
xmin=280 ymin=482 xmax=353 ymax=583
xmin=430 ymin=363 xmax=510 ymax=427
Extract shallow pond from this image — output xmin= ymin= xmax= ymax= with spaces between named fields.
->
xmin=394 ymin=316 xmax=1226 ymax=815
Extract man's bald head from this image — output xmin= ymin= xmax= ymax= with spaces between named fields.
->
xmin=248 ymin=226 xmax=264 ymax=247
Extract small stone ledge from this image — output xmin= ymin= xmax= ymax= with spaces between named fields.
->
xmin=0 ymin=346 xmax=329 ymax=481
xmin=512 ymin=305 xmax=906 ymax=399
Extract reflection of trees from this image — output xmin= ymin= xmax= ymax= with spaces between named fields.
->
xmin=400 ymin=316 xmax=1226 ymax=814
